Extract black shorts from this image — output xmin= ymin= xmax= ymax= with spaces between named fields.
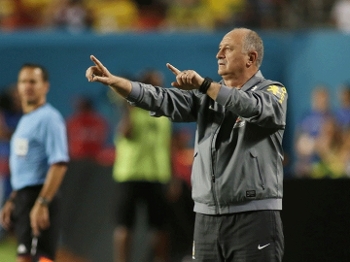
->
xmin=193 ymin=210 xmax=284 ymax=262
xmin=113 ymin=181 xmax=168 ymax=230
xmin=12 ymin=185 xmax=61 ymax=260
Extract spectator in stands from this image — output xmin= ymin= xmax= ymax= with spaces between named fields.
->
xmin=133 ymin=0 xmax=168 ymax=31
xmin=247 ymin=0 xmax=284 ymax=29
xmin=42 ymin=0 xmax=93 ymax=33
xmin=66 ymin=95 xmax=108 ymax=162
xmin=294 ymin=85 xmax=334 ymax=177
xmin=163 ymin=0 xmax=214 ymax=31
xmin=0 ymin=0 xmax=37 ymax=31
xmin=202 ymin=0 xmax=245 ymax=30
xmin=331 ymin=0 xmax=350 ymax=33
xmin=111 ymin=69 xmax=172 ymax=262
xmin=85 ymin=0 xmax=138 ymax=33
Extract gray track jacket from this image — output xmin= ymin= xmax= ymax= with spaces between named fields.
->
xmin=127 ymin=71 xmax=288 ymax=215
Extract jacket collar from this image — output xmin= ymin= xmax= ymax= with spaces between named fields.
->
xmin=240 ymin=70 xmax=265 ymax=92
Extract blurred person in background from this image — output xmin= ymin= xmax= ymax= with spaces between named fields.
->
xmin=294 ymin=86 xmax=334 ymax=178
xmin=66 ymin=95 xmax=108 ymax=162
xmin=60 ymin=95 xmax=109 ymax=252
xmin=311 ymin=117 xmax=349 ymax=178
xmin=133 ymin=0 xmax=168 ymax=31
xmin=85 ymin=0 xmax=138 ymax=33
xmin=0 ymin=85 xmax=22 ymax=241
xmin=243 ymin=0 xmax=285 ymax=29
xmin=331 ymin=0 xmax=350 ymax=34
xmin=201 ymin=0 xmax=245 ymax=30
xmin=0 ymin=0 xmax=37 ymax=31
xmin=334 ymin=83 xmax=350 ymax=177
xmin=335 ymin=83 xmax=350 ymax=131
xmin=42 ymin=0 xmax=93 ymax=33
xmin=111 ymin=69 xmax=172 ymax=262
xmin=341 ymin=129 xmax=350 ymax=177
xmin=86 ymin=27 xmax=287 ymax=262
xmin=163 ymin=0 xmax=214 ymax=31
xmin=0 ymin=63 xmax=69 ymax=262
xmin=167 ymin=127 xmax=195 ymax=261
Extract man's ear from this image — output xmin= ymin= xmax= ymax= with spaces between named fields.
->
xmin=45 ymin=82 xmax=50 ymax=94
xmin=247 ymin=51 xmax=257 ymax=67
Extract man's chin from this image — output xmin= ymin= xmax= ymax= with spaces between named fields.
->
xmin=26 ymin=100 xmax=37 ymax=106
xmin=218 ymin=69 xmax=226 ymax=77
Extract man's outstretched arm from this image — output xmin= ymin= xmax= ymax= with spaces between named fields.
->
xmin=85 ymin=55 xmax=132 ymax=98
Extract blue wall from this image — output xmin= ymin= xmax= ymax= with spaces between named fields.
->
xmin=1 ymin=30 xmax=350 ymax=174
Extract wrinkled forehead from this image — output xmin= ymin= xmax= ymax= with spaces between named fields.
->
xmin=220 ymin=29 xmax=245 ymax=46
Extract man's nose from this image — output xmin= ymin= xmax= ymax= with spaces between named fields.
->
xmin=216 ymin=50 xmax=224 ymax=59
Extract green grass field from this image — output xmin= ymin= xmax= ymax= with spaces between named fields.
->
xmin=0 ymin=235 xmax=17 ymax=261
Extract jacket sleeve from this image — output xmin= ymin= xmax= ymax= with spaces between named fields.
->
xmin=216 ymin=83 xmax=288 ymax=129
xmin=126 ymin=81 xmax=200 ymax=122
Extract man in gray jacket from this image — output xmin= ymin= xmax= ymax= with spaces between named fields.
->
xmin=86 ymin=27 xmax=286 ymax=262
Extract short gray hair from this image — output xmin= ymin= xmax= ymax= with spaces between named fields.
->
xmin=242 ymin=29 xmax=264 ymax=68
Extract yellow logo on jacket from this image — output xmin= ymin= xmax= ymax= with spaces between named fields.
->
xmin=267 ymin=85 xmax=287 ymax=104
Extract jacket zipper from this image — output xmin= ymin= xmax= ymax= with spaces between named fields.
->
xmin=210 ymin=104 xmax=224 ymax=213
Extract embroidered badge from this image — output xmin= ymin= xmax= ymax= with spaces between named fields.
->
xmin=267 ymin=85 xmax=287 ymax=104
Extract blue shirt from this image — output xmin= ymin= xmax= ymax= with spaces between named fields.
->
xmin=10 ymin=104 xmax=69 ymax=190
xmin=299 ymin=110 xmax=333 ymax=137
xmin=335 ymin=107 xmax=350 ymax=130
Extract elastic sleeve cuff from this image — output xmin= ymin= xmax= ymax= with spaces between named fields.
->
xmin=126 ymin=81 xmax=143 ymax=102
xmin=215 ymin=84 xmax=232 ymax=105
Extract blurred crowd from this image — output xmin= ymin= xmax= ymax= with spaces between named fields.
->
xmin=294 ymin=84 xmax=350 ymax=179
xmin=0 ymin=0 xmax=350 ymax=33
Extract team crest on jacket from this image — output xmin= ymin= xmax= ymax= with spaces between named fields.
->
xmin=267 ymin=85 xmax=287 ymax=104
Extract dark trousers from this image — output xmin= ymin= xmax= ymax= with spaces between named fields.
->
xmin=193 ymin=210 xmax=284 ymax=262
xmin=13 ymin=185 xmax=61 ymax=260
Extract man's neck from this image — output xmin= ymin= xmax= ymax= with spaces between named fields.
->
xmin=222 ymin=70 xmax=258 ymax=88
xmin=22 ymin=101 xmax=45 ymax=114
